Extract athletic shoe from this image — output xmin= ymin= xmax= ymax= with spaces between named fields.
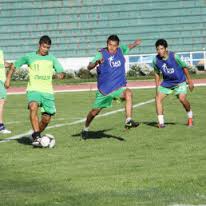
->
xmin=0 ymin=128 xmax=11 ymax=134
xmin=32 ymin=137 xmax=41 ymax=147
xmin=125 ymin=120 xmax=140 ymax=129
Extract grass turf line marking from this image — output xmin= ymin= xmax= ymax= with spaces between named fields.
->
xmin=0 ymin=99 xmax=155 ymax=144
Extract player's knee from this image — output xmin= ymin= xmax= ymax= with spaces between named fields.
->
xmin=156 ymin=95 xmax=161 ymax=103
xmin=179 ymin=95 xmax=186 ymax=103
xmin=91 ymin=109 xmax=100 ymax=117
xmin=125 ymin=89 xmax=132 ymax=99
xmin=29 ymin=102 xmax=38 ymax=111
xmin=42 ymin=114 xmax=51 ymax=124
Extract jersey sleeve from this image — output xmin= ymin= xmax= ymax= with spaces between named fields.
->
xmin=175 ymin=54 xmax=188 ymax=69
xmin=152 ymin=57 xmax=160 ymax=74
xmin=91 ymin=52 xmax=103 ymax=64
xmin=120 ymin=44 xmax=130 ymax=55
xmin=52 ymin=56 xmax=64 ymax=73
xmin=14 ymin=55 xmax=29 ymax=70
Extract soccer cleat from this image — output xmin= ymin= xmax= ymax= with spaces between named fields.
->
xmin=81 ymin=130 xmax=89 ymax=140
xmin=187 ymin=118 xmax=193 ymax=127
xmin=32 ymin=137 xmax=41 ymax=147
xmin=125 ymin=120 xmax=140 ymax=129
xmin=0 ymin=128 xmax=11 ymax=134
xmin=158 ymin=124 xmax=165 ymax=128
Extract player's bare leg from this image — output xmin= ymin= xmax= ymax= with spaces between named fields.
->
xmin=156 ymin=92 xmax=167 ymax=128
xmin=39 ymin=114 xmax=52 ymax=132
xmin=178 ymin=93 xmax=193 ymax=126
xmin=0 ymin=99 xmax=11 ymax=134
xmin=82 ymin=108 xmax=102 ymax=139
xmin=29 ymin=102 xmax=41 ymax=144
xmin=122 ymin=88 xmax=139 ymax=129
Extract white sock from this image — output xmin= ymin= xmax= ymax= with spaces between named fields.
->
xmin=158 ymin=115 xmax=164 ymax=125
xmin=126 ymin=117 xmax=132 ymax=123
xmin=187 ymin=111 xmax=193 ymax=119
xmin=83 ymin=127 xmax=89 ymax=132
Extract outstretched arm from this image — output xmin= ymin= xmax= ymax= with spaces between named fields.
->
xmin=128 ymin=39 xmax=141 ymax=50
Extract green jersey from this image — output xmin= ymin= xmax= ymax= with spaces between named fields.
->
xmin=0 ymin=50 xmax=6 ymax=83
xmin=91 ymin=45 xmax=130 ymax=63
xmin=14 ymin=52 xmax=64 ymax=94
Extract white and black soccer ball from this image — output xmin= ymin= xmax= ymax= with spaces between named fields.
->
xmin=40 ymin=134 xmax=56 ymax=148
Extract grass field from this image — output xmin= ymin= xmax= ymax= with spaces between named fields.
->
xmin=0 ymin=87 xmax=205 ymax=206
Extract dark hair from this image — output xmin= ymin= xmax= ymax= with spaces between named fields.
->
xmin=39 ymin=35 xmax=52 ymax=45
xmin=107 ymin=35 xmax=120 ymax=44
xmin=155 ymin=39 xmax=168 ymax=48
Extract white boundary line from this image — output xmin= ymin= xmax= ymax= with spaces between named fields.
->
xmin=6 ymin=83 xmax=206 ymax=95
xmin=0 ymin=99 xmax=155 ymax=144
xmin=6 ymin=117 xmax=67 ymax=125
xmin=169 ymin=204 xmax=206 ymax=206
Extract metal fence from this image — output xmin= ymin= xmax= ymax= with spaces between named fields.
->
xmin=128 ymin=51 xmax=206 ymax=71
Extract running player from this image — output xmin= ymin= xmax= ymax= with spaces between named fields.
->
xmin=82 ymin=35 xmax=141 ymax=139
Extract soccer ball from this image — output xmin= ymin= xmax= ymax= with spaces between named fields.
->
xmin=40 ymin=134 xmax=56 ymax=148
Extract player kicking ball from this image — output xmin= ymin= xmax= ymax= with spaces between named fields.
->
xmin=153 ymin=39 xmax=194 ymax=128
xmin=5 ymin=35 xmax=64 ymax=146
xmin=82 ymin=35 xmax=141 ymax=139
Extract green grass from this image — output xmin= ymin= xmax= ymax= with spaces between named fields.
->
xmin=0 ymin=88 xmax=206 ymax=206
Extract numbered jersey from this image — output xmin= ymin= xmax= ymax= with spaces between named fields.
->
xmin=153 ymin=51 xmax=187 ymax=88
xmin=14 ymin=52 xmax=64 ymax=94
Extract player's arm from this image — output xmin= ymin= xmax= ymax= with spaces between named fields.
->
xmin=5 ymin=64 xmax=15 ymax=89
xmin=5 ymin=55 xmax=27 ymax=89
xmin=183 ymin=68 xmax=194 ymax=92
xmin=153 ymin=59 xmax=161 ymax=94
xmin=87 ymin=52 xmax=103 ymax=70
xmin=175 ymin=54 xmax=194 ymax=92
xmin=128 ymin=39 xmax=141 ymax=50
xmin=52 ymin=56 xmax=65 ymax=79
xmin=120 ymin=39 xmax=141 ymax=56
xmin=4 ymin=61 xmax=12 ymax=68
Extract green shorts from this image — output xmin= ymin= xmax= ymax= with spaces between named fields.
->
xmin=92 ymin=87 xmax=126 ymax=109
xmin=27 ymin=91 xmax=56 ymax=115
xmin=0 ymin=80 xmax=6 ymax=99
xmin=158 ymin=82 xmax=187 ymax=96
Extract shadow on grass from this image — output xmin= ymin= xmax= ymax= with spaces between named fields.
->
xmin=16 ymin=135 xmax=32 ymax=146
xmin=141 ymin=121 xmax=176 ymax=128
xmin=72 ymin=129 xmax=125 ymax=141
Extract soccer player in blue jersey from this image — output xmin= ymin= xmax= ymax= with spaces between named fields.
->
xmin=153 ymin=39 xmax=194 ymax=128
xmin=81 ymin=35 xmax=141 ymax=139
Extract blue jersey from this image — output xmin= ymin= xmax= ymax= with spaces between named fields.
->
xmin=154 ymin=51 xmax=186 ymax=88
xmin=97 ymin=48 xmax=127 ymax=95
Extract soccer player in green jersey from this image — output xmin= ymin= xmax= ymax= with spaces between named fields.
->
xmin=6 ymin=36 xmax=64 ymax=146
xmin=0 ymin=50 xmax=12 ymax=134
